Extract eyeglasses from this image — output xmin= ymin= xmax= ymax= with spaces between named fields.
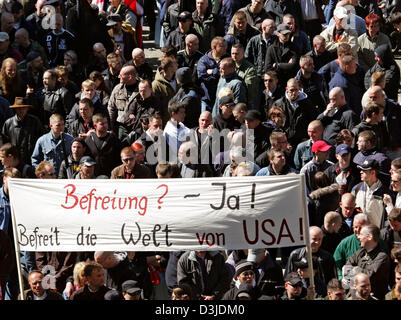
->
xmin=122 ymin=157 xmax=135 ymax=163
xmin=47 ymin=172 xmax=56 ymax=176
xmin=391 ymin=180 xmax=401 ymax=183
xmin=264 ymin=79 xmax=274 ymax=82
xmin=241 ymin=271 xmax=255 ymax=277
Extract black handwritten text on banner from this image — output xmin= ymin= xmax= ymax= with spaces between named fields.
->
xmin=8 ymin=176 xmax=307 ymax=251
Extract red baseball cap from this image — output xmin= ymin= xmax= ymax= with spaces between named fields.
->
xmin=312 ymin=140 xmax=332 ymax=153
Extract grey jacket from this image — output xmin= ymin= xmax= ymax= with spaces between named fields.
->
xmin=108 ymin=83 xmax=138 ymax=131
xmin=177 ymin=251 xmax=230 ymax=300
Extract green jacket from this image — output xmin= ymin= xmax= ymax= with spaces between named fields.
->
xmin=235 ymin=58 xmax=260 ymax=109
xmin=192 ymin=9 xmax=224 ymax=54
xmin=152 ymin=68 xmax=176 ymax=125
xmin=333 ymin=233 xmax=389 ymax=279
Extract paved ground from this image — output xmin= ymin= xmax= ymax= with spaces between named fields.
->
xmin=142 ymin=25 xmax=162 ymax=72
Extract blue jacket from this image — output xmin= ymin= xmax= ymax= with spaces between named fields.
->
xmin=329 ymin=68 xmax=365 ymax=115
xmin=211 ymin=72 xmax=247 ymax=117
xmin=218 ymin=0 xmax=243 ymax=33
xmin=31 ymin=131 xmax=74 ymax=175
xmin=0 ymin=186 xmax=10 ymax=234
xmin=197 ymin=50 xmax=229 ymax=109
xmin=291 ymin=30 xmax=311 ymax=55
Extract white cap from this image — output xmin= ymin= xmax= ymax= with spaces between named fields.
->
xmin=334 ymin=6 xmax=348 ymax=19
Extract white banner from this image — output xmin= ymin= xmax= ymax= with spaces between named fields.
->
xmin=8 ymin=175 xmax=309 ymax=251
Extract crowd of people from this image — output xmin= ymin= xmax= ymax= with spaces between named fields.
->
xmin=0 ymin=0 xmax=401 ymax=301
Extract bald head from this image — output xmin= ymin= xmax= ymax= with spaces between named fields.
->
xmin=329 ymin=87 xmax=346 ymax=107
xmin=119 ymin=66 xmax=137 ymax=85
xmin=94 ymin=251 xmax=113 ymax=262
xmin=93 ymin=42 xmax=106 ymax=59
xmin=341 ymin=192 xmax=355 ymax=204
xmin=132 ymin=48 xmax=144 ymax=57
xmin=185 ymin=34 xmax=199 ymax=43
xmin=354 ymin=272 xmax=369 ymax=285
xmin=261 ymin=18 xmax=275 ymax=37
xmin=367 ymin=86 xmax=385 ymax=106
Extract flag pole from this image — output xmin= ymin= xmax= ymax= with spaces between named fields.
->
xmin=8 ymin=178 xmax=26 ymax=300
xmin=300 ymin=174 xmax=314 ymax=297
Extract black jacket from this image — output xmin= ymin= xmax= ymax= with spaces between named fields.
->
xmin=42 ymin=29 xmax=76 ymax=68
xmin=104 ymin=255 xmax=152 ymax=299
xmin=166 ymin=27 xmax=202 ymax=52
xmin=85 ymin=131 xmax=122 ymax=177
xmin=169 ymin=83 xmax=203 ymax=129
xmin=124 ymin=93 xmax=161 ymax=132
xmin=251 ymin=124 xmax=274 ymax=160
xmin=317 ymin=105 xmax=358 ymax=146
xmin=364 ymin=43 xmax=400 ymax=101
xmin=33 ymin=86 xmax=75 ymax=124
xmin=346 ymin=245 xmax=391 ymax=300
xmin=352 ymin=120 xmax=388 ymax=152
xmin=265 ymin=38 xmax=299 ymax=83
xmin=2 ymin=114 xmax=43 ymax=165
xmin=274 ymin=93 xmax=318 ymax=146
xmin=162 ymin=2 xmax=180 ymax=39
xmin=307 ymin=49 xmax=336 ymax=72
xmin=67 ymin=117 xmax=94 ymax=138
xmin=324 ymin=162 xmax=361 ymax=193
xmin=285 ymin=247 xmax=337 ymax=284
xmin=264 ymin=0 xmax=303 ymax=27
xmin=124 ymin=60 xmax=154 ymax=81
xmin=295 ymin=70 xmax=328 ymax=113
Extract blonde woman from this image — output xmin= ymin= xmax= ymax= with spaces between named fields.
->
xmin=63 ymin=261 xmax=87 ymax=300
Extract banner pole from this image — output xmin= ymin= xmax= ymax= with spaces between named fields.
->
xmin=8 ymin=179 xmax=26 ymax=300
xmin=300 ymin=174 xmax=314 ymax=297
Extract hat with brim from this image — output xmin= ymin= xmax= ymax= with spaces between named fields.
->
xmin=357 ymin=159 xmax=379 ymax=171
xmin=335 ymin=143 xmax=351 ymax=156
xmin=122 ymin=280 xmax=142 ymax=295
xmin=285 ymin=272 xmax=303 ymax=286
xmin=106 ymin=14 xmax=122 ymax=26
xmin=311 ymin=140 xmax=332 ymax=153
xmin=334 ymin=6 xmax=348 ymax=19
xmin=11 ymin=97 xmax=31 ymax=108
xmin=219 ymin=95 xmax=234 ymax=106
xmin=79 ymin=156 xmax=96 ymax=167
xmin=277 ymin=24 xmax=291 ymax=34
